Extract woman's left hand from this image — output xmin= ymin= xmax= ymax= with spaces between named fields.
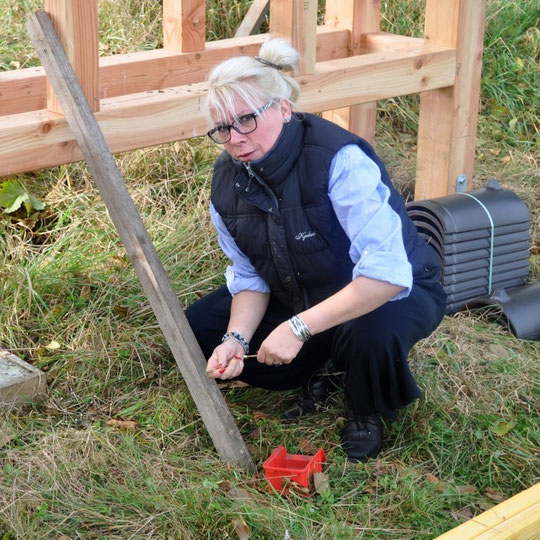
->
xmin=257 ymin=321 xmax=303 ymax=366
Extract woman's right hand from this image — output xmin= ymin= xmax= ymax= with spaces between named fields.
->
xmin=206 ymin=339 xmax=245 ymax=380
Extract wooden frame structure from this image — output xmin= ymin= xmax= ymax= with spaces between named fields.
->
xmin=0 ymin=0 xmax=486 ymax=200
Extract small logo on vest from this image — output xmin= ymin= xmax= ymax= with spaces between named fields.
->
xmin=295 ymin=231 xmax=317 ymax=241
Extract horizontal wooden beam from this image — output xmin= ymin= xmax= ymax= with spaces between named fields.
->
xmin=361 ymin=32 xmax=425 ymax=52
xmin=434 ymin=482 xmax=540 ymax=539
xmin=0 ymin=45 xmax=455 ymax=177
xmin=0 ymin=26 xmax=349 ymax=117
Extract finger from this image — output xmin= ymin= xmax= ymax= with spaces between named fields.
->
xmin=219 ymin=358 xmax=243 ymax=379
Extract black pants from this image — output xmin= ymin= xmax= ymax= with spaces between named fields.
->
xmin=186 ymin=270 xmax=446 ymax=418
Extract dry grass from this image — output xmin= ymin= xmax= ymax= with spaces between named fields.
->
xmin=1 ymin=0 xmax=539 ymax=538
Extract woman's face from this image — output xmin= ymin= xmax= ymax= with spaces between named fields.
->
xmin=216 ymin=95 xmax=291 ymax=162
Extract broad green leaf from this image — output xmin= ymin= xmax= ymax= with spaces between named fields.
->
xmin=0 ymin=179 xmax=45 ymax=215
xmin=488 ymin=419 xmax=516 ymax=436
xmin=0 ymin=180 xmax=25 ymax=208
xmin=27 ymin=193 xmax=45 ymax=211
xmin=3 ymin=193 xmax=27 ymax=214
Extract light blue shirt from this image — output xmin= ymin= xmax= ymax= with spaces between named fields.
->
xmin=210 ymin=144 xmax=412 ymax=301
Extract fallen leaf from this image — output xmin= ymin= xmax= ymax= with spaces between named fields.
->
xmin=287 ymin=480 xmax=311 ymax=497
xmin=451 ymin=506 xmax=474 ymax=521
xmin=456 ymin=484 xmax=477 ymax=495
xmin=232 ymin=518 xmax=251 ymax=540
xmin=216 ymin=481 xmax=232 ymax=494
xmin=425 ymin=473 xmax=448 ymax=493
xmin=45 ymin=340 xmax=60 ymax=351
xmin=297 ymin=438 xmax=316 ymax=454
xmin=488 ymin=419 xmax=516 ymax=436
xmin=478 ymin=499 xmax=495 ymax=511
xmin=500 ymin=155 xmax=511 ymax=163
xmin=216 ymin=379 xmax=249 ymax=389
xmin=80 ymin=285 xmax=92 ymax=301
xmin=113 ymin=305 xmax=130 ymax=318
xmin=106 ymin=419 xmax=137 ymax=430
xmin=374 ymin=459 xmax=386 ymax=477
xmin=252 ymin=411 xmax=272 ymax=420
xmin=485 ymin=487 xmax=505 ymax=502
xmin=364 ymin=484 xmax=376 ymax=494
xmin=227 ymin=487 xmax=253 ymax=502
xmin=425 ymin=473 xmax=440 ymax=484
xmin=312 ymin=472 xmax=330 ymax=495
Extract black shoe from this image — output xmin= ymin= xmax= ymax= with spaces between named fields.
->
xmin=340 ymin=414 xmax=383 ymax=462
xmin=281 ymin=375 xmax=330 ymax=420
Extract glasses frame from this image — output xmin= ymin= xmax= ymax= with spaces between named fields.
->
xmin=207 ymin=101 xmax=276 ymax=144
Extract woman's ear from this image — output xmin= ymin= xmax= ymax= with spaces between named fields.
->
xmin=280 ymin=99 xmax=292 ymax=120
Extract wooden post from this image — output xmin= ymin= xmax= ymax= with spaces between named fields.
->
xmin=415 ymin=0 xmax=486 ymax=200
xmin=269 ymin=0 xmax=318 ymax=75
xmin=163 ymin=0 xmax=205 ymax=52
xmin=323 ymin=0 xmax=381 ymax=144
xmin=26 ymin=10 xmax=254 ymax=472
xmin=235 ymin=0 xmax=269 ymax=38
xmin=44 ymin=0 xmax=99 ymax=113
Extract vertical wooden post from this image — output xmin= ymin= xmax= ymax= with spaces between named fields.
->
xmin=415 ymin=0 xmax=486 ymax=200
xmin=323 ymin=0 xmax=380 ymax=144
xmin=163 ymin=0 xmax=205 ymax=52
xmin=269 ymin=0 xmax=318 ymax=75
xmin=44 ymin=0 xmax=99 ymax=113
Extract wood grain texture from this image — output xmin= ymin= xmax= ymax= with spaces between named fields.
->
xmin=0 ymin=46 xmax=456 ymax=176
xmin=269 ymin=0 xmax=318 ymax=74
xmin=234 ymin=0 xmax=269 ymax=38
xmin=44 ymin=0 xmax=99 ymax=113
xmin=323 ymin=0 xmax=381 ymax=144
xmin=416 ymin=0 xmax=486 ymax=200
xmin=0 ymin=27 xmax=349 ymax=116
xmin=163 ymin=0 xmax=205 ymax=52
xmin=434 ymin=482 xmax=540 ymax=539
xmin=26 ymin=10 xmax=255 ymax=471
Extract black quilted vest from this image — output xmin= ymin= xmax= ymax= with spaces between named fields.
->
xmin=211 ymin=113 xmax=432 ymax=312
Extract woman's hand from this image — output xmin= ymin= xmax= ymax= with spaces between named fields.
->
xmin=206 ymin=339 xmax=245 ymax=380
xmin=257 ymin=321 xmax=303 ymax=366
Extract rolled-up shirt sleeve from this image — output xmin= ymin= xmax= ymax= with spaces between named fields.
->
xmin=328 ymin=144 xmax=412 ymax=300
xmin=210 ymin=202 xmax=271 ymax=295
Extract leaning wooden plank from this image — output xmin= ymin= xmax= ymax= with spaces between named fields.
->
xmin=0 ymin=26 xmax=349 ymax=117
xmin=26 ymin=10 xmax=255 ymax=472
xmin=234 ymin=0 xmax=269 ymax=38
xmin=0 ymin=45 xmax=456 ymax=177
xmin=434 ymin=482 xmax=540 ymax=539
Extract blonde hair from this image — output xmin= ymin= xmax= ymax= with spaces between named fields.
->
xmin=205 ymin=37 xmax=300 ymax=125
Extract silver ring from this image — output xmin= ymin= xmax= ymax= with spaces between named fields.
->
xmin=273 ymin=362 xmax=283 ymax=367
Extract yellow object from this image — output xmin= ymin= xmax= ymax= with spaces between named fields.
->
xmin=435 ymin=483 xmax=540 ymax=539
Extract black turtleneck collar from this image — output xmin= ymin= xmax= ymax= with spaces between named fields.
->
xmin=244 ymin=113 xmax=305 ymax=188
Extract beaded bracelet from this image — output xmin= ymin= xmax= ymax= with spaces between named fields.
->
xmin=288 ymin=315 xmax=312 ymax=342
xmin=221 ymin=331 xmax=249 ymax=354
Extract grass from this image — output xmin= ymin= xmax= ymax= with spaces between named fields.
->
xmin=1 ymin=0 xmax=539 ymax=538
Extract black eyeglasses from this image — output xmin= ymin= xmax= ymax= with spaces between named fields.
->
xmin=207 ymin=101 xmax=276 ymax=144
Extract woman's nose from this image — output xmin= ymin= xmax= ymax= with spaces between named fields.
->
xmin=228 ymin=128 xmax=246 ymax=144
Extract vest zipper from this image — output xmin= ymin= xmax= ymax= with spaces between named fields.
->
xmin=243 ymin=162 xmax=279 ymax=212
